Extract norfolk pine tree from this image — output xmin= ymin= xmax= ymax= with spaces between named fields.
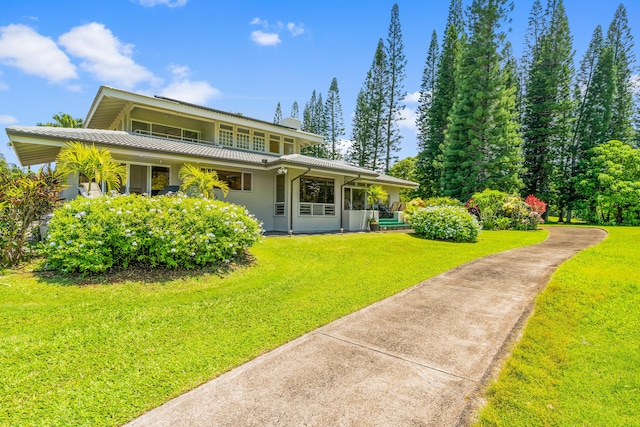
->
xmin=349 ymin=39 xmax=388 ymax=171
xmin=416 ymin=0 xmax=464 ymax=197
xmin=382 ymin=3 xmax=407 ymax=173
xmin=273 ymin=102 xmax=282 ymax=124
xmin=605 ymin=4 xmax=636 ymax=143
xmin=521 ymin=0 xmax=575 ymax=210
xmin=290 ymin=101 xmax=299 ymax=119
xmin=324 ymin=78 xmax=345 ymax=160
xmin=414 ymin=30 xmax=440 ymax=197
xmin=301 ymin=91 xmax=329 ymax=158
xmin=441 ymin=0 xmax=523 ymax=200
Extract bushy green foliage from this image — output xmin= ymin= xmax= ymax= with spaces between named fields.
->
xmin=0 ymin=161 xmax=63 ymax=267
xmin=410 ymin=205 xmax=480 ymax=242
xmin=43 ymin=194 xmax=263 ymax=274
xmin=403 ymin=196 xmax=462 ymax=222
xmin=575 ymin=140 xmax=640 ymax=225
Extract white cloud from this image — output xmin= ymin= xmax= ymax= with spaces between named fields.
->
xmin=0 ymin=114 xmax=17 ymax=124
xmin=631 ymin=74 xmax=640 ymax=96
xmin=398 ymin=107 xmax=417 ymax=133
xmin=168 ymin=64 xmax=190 ymax=80
xmin=250 ymin=17 xmax=268 ymax=27
xmin=133 ymin=0 xmax=187 ymax=7
xmin=404 ymin=91 xmax=421 ymax=103
xmin=158 ymin=64 xmax=221 ymax=105
xmin=287 ymin=23 xmax=305 ymax=37
xmin=59 ymin=22 xmax=157 ymax=89
xmin=0 ymin=24 xmax=77 ymax=83
xmin=251 ymin=30 xmax=281 ymax=47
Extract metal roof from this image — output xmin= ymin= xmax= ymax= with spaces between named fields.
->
xmin=5 ymin=126 xmax=419 ymax=188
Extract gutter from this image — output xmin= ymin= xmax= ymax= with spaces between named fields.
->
xmin=289 ymin=167 xmax=311 ymax=235
xmin=340 ymin=175 xmax=361 ymax=233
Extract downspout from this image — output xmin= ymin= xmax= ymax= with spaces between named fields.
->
xmin=340 ymin=175 xmax=361 ymax=233
xmin=289 ymin=168 xmax=311 ymax=236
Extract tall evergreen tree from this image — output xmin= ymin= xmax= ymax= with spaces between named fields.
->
xmin=324 ymin=77 xmax=345 ymax=160
xmin=605 ymin=4 xmax=636 ymax=143
xmin=301 ymin=91 xmax=329 ymax=158
xmin=349 ymin=40 xmax=388 ymax=171
xmin=565 ymin=25 xmax=605 ymax=221
xmin=348 ymin=88 xmax=374 ymax=167
xmin=290 ymin=101 xmax=299 ymax=119
xmin=441 ymin=0 xmax=523 ymax=200
xmin=415 ymin=0 xmax=464 ymax=197
xmin=521 ymin=0 xmax=574 ymax=209
xmin=414 ymin=30 xmax=439 ymax=197
xmin=273 ymin=102 xmax=282 ymax=124
xmin=382 ymin=3 xmax=407 ymax=172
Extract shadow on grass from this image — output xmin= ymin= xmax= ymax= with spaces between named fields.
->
xmin=33 ymin=252 xmax=256 ymax=286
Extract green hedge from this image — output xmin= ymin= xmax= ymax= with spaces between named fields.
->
xmin=43 ymin=194 xmax=263 ymax=274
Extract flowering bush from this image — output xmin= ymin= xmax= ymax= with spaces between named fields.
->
xmin=525 ymin=194 xmax=547 ymax=215
xmin=43 ymin=193 xmax=263 ymax=274
xmin=403 ymin=197 xmax=462 ymax=222
xmin=469 ymin=189 xmax=544 ymax=231
xmin=410 ymin=205 xmax=480 ymax=243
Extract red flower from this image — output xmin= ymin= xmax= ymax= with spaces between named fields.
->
xmin=525 ymin=195 xmax=547 ymax=215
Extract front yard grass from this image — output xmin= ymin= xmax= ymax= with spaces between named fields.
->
xmin=0 ymin=230 xmax=546 ymax=426
xmin=475 ymin=226 xmax=640 ymax=426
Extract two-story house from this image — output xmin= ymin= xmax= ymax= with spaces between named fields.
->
xmin=6 ymin=86 xmax=417 ymax=233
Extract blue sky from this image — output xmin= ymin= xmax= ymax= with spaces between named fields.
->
xmin=1 ymin=0 xmax=638 ymax=166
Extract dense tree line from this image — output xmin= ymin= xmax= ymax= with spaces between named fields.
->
xmin=413 ymin=0 xmax=639 ymax=223
xmin=269 ymin=1 xmax=638 ymax=223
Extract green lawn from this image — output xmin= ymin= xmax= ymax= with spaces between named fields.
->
xmin=475 ymin=226 xmax=640 ymax=426
xmin=0 ymin=230 xmax=546 ymax=427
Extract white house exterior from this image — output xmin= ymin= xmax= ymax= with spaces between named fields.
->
xmin=6 ymin=86 xmax=417 ymax=233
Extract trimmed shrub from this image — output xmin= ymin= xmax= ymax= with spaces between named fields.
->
xmin=410 ymin=205 xmax=480 ymax=243
xmin=403 ymin=197 xmax=462 ymax=223
xmin=43 ymin=193 xmax=263 ymax=274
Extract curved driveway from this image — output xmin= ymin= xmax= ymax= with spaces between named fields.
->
xmin=126 ymin=227 xmax=607 ymax=427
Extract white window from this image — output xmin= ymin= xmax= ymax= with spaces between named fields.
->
xmin=253 ymin=131 xmax=266 ymax=152
xmin=237 ymin=128 xmax=251 ymax=150
xmin=219 ymin=124 xmax=234 ymax=146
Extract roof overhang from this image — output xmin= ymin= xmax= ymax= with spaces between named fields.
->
xmin=85 ymin=86 xmax=324 ymax=147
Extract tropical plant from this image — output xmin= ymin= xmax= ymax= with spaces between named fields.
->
xmin=56 ymin=142 xmax=127 ymax=192
xmin=37 ymin=112 xmax=84 ymax=128
xmin=0 ymin=161 xmax=63 ymax=267
xmin=366 ymin=185 xmax=389 ymax=225
xmin=178 ymin=164 xmax=229 ymax=199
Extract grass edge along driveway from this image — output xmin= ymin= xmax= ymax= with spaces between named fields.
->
xmin=1 ymin=230 xmax=546 ymax=427
xmin=475 ymin=226 xmax=640 ymax=426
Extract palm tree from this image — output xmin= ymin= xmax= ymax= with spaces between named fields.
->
xmin=56 ymin=142 xmax=127 ymax=192
xmin=37 ymin=113 xmax=84 ymax=128
xmin=178 ymin=164 xmax=229 ymax=199
xmin=367 ymin=184 xmax=389 ymax=224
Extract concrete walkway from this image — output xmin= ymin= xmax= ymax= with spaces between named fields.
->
xmin=125 ymin=227 xmax=606 ymax=427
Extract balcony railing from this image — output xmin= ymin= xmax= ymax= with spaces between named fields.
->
xmin=133 ymin=129 xmax=215 ymax=145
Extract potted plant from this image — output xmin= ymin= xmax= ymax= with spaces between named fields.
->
xmin=367 ymin=184 xmax=388 ymax=232
xmin=368 ymin=216 xmax=380 ymax=232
